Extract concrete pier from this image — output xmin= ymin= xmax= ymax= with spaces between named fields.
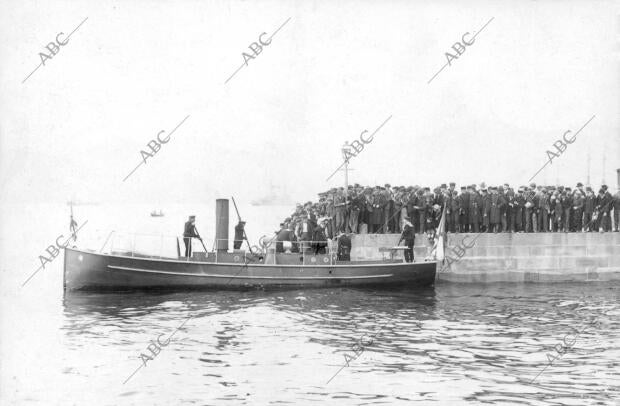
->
xmin=350 ymin=232 xmax=620 ymax=283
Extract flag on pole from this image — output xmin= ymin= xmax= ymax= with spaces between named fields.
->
xmin=431 ymin=204 xmax=447 ymax=261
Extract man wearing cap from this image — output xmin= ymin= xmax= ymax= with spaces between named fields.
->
xmin=597 ymin=186 xmax=613 ymax=232
xmin=447 ymin=189 xmax=459 ymax=233
xmin=382 ymin=184 xmax=394 ymax=233
xmin=613 ymin=187 xmax=620 ymax=232
xmin=312 ymin=218 xmax=329 ymax=254
xmin=572 ymin=191 xmax=584 ymax=231
xmin=458 ymin=186 xmax=470 ymax=233
xmin=481 ymin=187 xmax=491 ymax=232
xmin=583 ymin=187 xmax=595 ymax=232
xmin=468 ymin=186 xmax=481 ymax=233
xmin=348 ymin=187 xmax=363 ymax=234
xmin=334 ymin=187 xmax=347 ymax=234
xmin=524 ymin=185 xmax=536 ymax=232
xmin=515 ymin=188 xmax=526 ymax=232
xmin=336 ymin=232 xmax=352 ymax=261
xmin=538 ymin=188 xmax=550 ymax=232
xmin=498 ymin=186 xmax=508 ymax=232
xmin=550 ymin=191 xmax=561 ymax=232
xmin=183 ymin=215 xmax=200 ymax=257
xmin=233 ymin=220 xmax=247 ymax=249
xmin=561 ymin=188 xmax=573 ymax=232
xmin=398 ymin=215 xmax=416 ymax=263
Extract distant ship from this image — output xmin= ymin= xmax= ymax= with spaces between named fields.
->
xmin=251 ymin=183 xmax=294 ymax=206
xmin=150 ymin=210 xmax=164 ymax=217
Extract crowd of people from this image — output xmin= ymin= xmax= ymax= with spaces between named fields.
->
xmin=273 ymin=183 xmax=620 ymax=248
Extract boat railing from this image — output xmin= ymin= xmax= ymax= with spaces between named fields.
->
xmin=96 ymin=232 xmax=401 ymax=264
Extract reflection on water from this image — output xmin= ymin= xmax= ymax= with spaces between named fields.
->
xmin=49 ymin=284 xmax=620 ymax=405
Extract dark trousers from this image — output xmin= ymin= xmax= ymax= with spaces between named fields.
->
xmin=539 ymin=210 xmax=548 ymax=232
xmin=584 ymin=212 xmax=593 ymax=231
xmin=404 ymin=241 xmax=414 ymax=263
xmin=183 ymin=237 xmax=192 ymax=257
xmin=234 ymin=239 xmax=243 ymax=249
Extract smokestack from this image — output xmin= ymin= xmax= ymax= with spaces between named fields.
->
xmin=215 ymin=199 xmax=229 ymax=252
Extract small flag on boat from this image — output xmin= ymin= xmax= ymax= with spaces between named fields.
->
xmin=69 ymin=201 xmax=78 ymax=241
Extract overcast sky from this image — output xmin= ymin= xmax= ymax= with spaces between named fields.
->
xmin=1 ymin=0 xmax=619 ymax=208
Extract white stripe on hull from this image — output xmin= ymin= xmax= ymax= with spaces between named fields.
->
xmin=107 ymin=265 xmax=394 ymax=280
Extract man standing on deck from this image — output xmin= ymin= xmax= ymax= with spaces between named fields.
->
xmin=233 ymin=220 xmax=247 ymax=250
xmin=183 ymin=215 xmax=199 ymax=257
xmin=336 ymin=232 xmax=352 ymax=261
xmin=398 ymin=215 xmax=415 ymax=263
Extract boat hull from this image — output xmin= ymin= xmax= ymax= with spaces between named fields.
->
xmin=63 ymin=248 xmax=437 ymax=291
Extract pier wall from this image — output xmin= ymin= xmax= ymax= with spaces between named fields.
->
xmin=350 ymin=232 xmax=620 ymax=283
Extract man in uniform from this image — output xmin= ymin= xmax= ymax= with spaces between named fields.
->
xmin=348 ymin=187 xmax=362 ymax=234
xmin=613 ymin=187 xmax=620 ymax=232
xmin=481 ymin=187 xmax=491 ymax=233
xmin=583 ymin=187 xmax=596 ymax=231
xmin=538 ymin=188 xmax=550 ymax=232
xmin=398 ymin=215 xmax=416 ymax=263
xmin=468 ymin=185 xmax=481 ymax=233
xmin=561 ymin=188 xmax=573 ymax=232
xmin=572 ymin=190 xmax=584 ymax=231
xmin=336 ymin=232 xmax=352 ymax=261
xmin=597 ymin=186 xmax=613 ymax=232
xmin=233 ymin=220 xmax=246 ymax=249
xmin=447 ymin=189 xmax=459 ymax=233
xmin=183 ymin=215 xmax=200 ymax=257
xmin=458 ymin=186 xmax=469 ymax=233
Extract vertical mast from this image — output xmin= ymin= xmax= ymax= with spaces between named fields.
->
xmin=587 ymin=147 xmax=591 ymax=186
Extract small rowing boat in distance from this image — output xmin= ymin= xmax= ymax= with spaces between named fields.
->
xmin=63 ymin=247 xmax=437 ymax=291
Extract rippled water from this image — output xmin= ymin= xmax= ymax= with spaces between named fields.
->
xmin=5 ymin=283 xmax=617 ymax=405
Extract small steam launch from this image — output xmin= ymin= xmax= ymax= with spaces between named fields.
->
xmin=63 ymin=199 xmax=436 ymax=291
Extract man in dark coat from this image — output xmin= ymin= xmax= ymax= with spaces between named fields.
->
xmin=312 ymin=219 xmax=328 ymax=254
xmin=613 ymin=188 xmax=620 ymax=232
xmin=572 ymin=191 xmax=584 ymax=231
xmin=489 ymin=187 xmax=501 ymax=233
xmin=584 ymin=187 xmax=596 ymax=231
xmin=233 ymin=220 xmax=246 ymax=249
xmin=337 ymin=232 xmax=352 ymax=261
xmin=597 ymin=186 xmax=613 ymax=231
xmin=275 ymin=223 xmax=291 ymax=253
xmin=468 ymin=186 xmax=481 ymax=233
xmin=561 ymin=188 xmax=573 ymax=232
xmin=481 ymin=188 xmax=492 ymax=232
xmin=538 ymin=188 xmax=550 ymax=232
xmin=458 ymin=186 xmax=470 ymax=233
xmin=183 ymin=215 xmax=199 ymax=257
xmin=447 ymin=190 xmax=459 ymax=233
xmin=398 ymin=216 xmax=416 ymax=263
xmin=515 ymin=188 xmax=525 ymax=232
xmin=524 ymin=186 xmax=536 ymax=232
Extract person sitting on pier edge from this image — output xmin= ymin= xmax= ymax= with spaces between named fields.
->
xmin=233 ymin=220 xmax=246 ymax=250
xmin=183 ymin=215 xmax=199 ymax=257
xmin=336 ymin=232 xmax=351 ymax=261
xmin=398 ymin=215 xmax=415 ymax=263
